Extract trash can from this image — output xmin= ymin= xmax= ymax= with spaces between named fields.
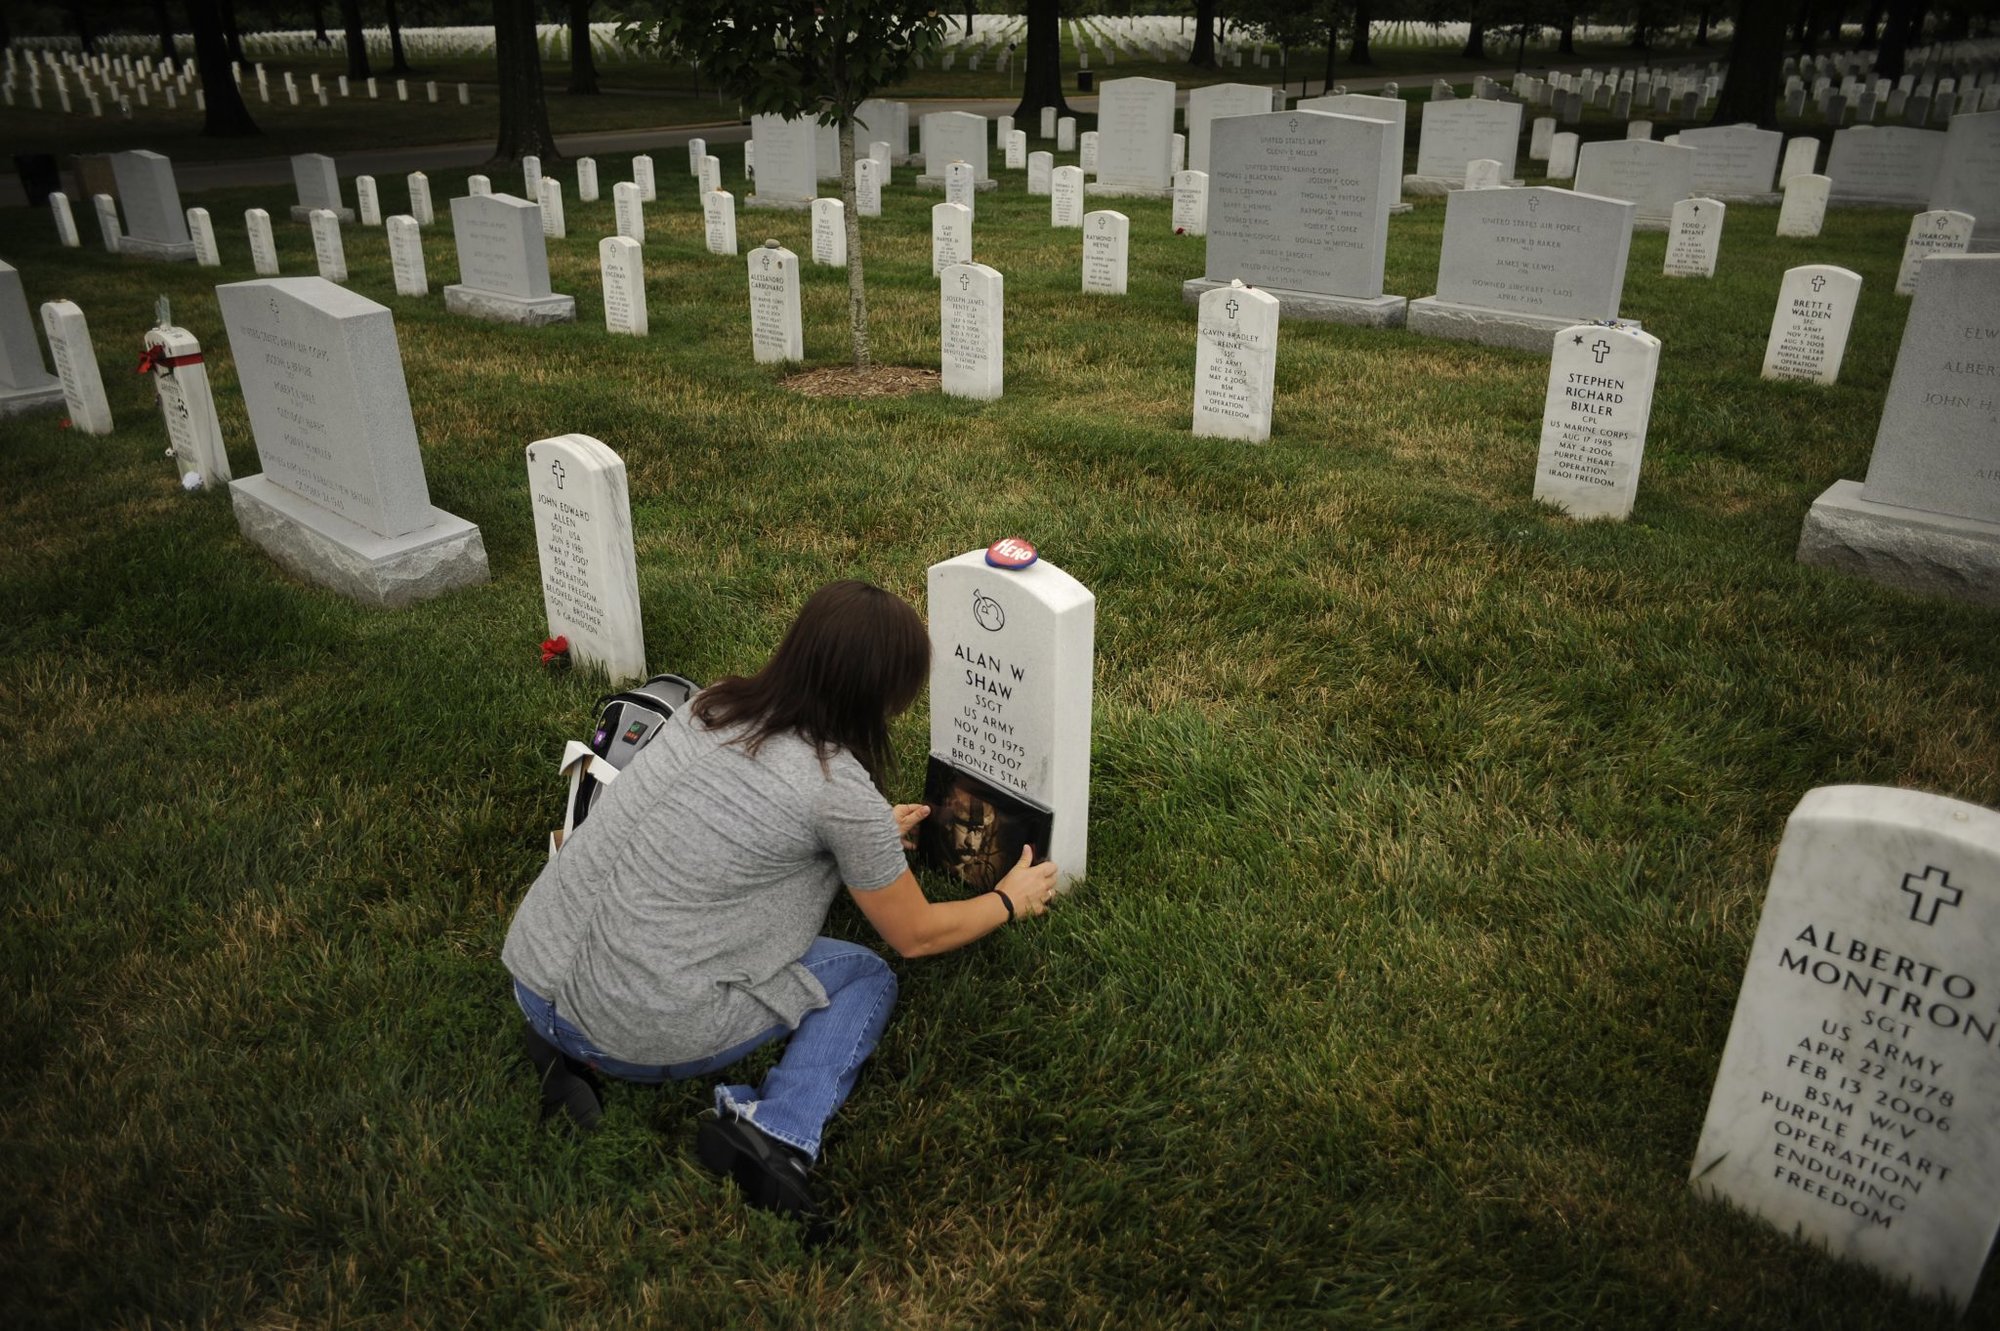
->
xmin=1077 ymin=71 xmax=1095 ymax=93
xmin=13 ymin=154 xmax=60 ymax=207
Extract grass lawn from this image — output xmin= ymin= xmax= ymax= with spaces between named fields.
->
xmin=1 ymin=111 xmax=1995 ymax=1327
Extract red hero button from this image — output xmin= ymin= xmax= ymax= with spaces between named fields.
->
xmin=985 ymin=536 xmax=1039 ymax=569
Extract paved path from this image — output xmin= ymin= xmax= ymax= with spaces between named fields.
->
xmin=3 ymin=60 xmax=1600 ymax=205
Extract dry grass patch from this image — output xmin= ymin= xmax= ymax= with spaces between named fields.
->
xmin=780 ymin=364 xmax=940 ymax=398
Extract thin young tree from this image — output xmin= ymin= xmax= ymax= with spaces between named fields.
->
xmin=619 ymin=1 xmax=945 ymax=374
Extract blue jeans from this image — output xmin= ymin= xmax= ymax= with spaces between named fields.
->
xmin=512 ymin=937 xmax=897 ymax=1160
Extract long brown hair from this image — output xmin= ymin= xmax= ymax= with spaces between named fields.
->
xmin=693 ymin=580 xmax=929 ymax=791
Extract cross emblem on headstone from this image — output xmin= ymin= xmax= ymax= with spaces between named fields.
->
xmin=1225 ymin=298 xmax=1239 ymax=319
xmin=1288 ymin=117 xmax=1300 ymax=131
xmin=1591 ymin=338 xmax=1611 ymax=363
xmin=1900 ymin=865 xmax=1963 ymax=926
xmin=761 ymin=254 xmax=771 ymax=270
xmin=1811 ymin=275 xmax=1826 ymax=292
xmin=551 ymin=460 xmax=565 ymax=489
xmin=1528 ymin=196 xmax=1540 ymax=212
xmin=1691 ymin=204 xmax=1701 ymax=214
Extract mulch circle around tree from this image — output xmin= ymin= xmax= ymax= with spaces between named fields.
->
xmin=781 ymin=365 xmax=941 ymax=398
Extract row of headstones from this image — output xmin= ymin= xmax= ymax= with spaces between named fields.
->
xmin=0 ymin=53 xmax=472 ymax=114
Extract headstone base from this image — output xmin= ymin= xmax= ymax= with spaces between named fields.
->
xmin=1181 ymin=278 xmax=1407 ymax=328
xmin=1824 ymin=193 xmax=1927 ymax=209
xmin=1406 ymin=297 xmax=1582 ymax=354
xmin=288 ymin=205 xmax=356 ymax=223
xmin=1404 ymin=174 xmax=1524 ymax=195
xmin=443 ymin=285 xmax=577 ymax=326
xmin=1707 ymin=191 xmax=1781 ymax=206
xmin=230 ymin=474 xmax=490 ymax=609
xmin=915 ymin=174 xmax=1000 ymax=192
xmin=0 ymin=379 xmax=66 ymax=419
xmin=743 ymin=194 xmax=814 ymax=211
xmin=115 ymin=236 xmax=199 ymax=262
xmin=1971 ymin=237 xmax=2000 ymax=254
xmin=1797 ymin=479 xmax=2000 ymax=609
xmin=1084 ymin=183 xmax=1171 ymax=199
xmin=1387 ymin=201 xmax=1414 ymax=215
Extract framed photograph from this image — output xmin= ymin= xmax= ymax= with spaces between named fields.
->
xmin=919 ymin=757 xmax=1053 ymax=893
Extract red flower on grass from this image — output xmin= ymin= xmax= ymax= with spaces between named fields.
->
xmin=540 ymin=635 xmax=572 ymax=669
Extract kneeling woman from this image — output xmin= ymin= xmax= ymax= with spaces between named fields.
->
xmin=502 ymin=580 xmax=1059 ymax=1218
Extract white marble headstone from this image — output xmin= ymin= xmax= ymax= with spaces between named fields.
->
xmin=1533 ymin=323 xmax=1661 ymax=520
xmin=527 ymin=433 xmax=646 ymax=686
xmin=468 ymin=175 xmax=491 ymax=197
xmin=614 ymin=182 xmax=644 ymax=244
xmin=940 ymin=262 xmax=1004 ymax=401
xmin=1081 ymin=210 xmax=1129 ymax=295
xmin=1005 ymin=129 xmax=1026 ymax=170
xmin=1027 ymin=151 xmax=1053 ymax=196
xmin=1548 ymin=131 xmax=1580 ymax=180
xmin=632 ymin=154 xmax=656 ymax=202
xmin=92 ymin=193 xmax=121 ymax=252
xmin=1781 ymin=135 xmax=1821 ymax=185
xmin=703 ymin=189 xmax=738 ymax=256
xmin=1691 ymin=786 xmax=2000 ymax=1313
xmin=1193 ymin=280 xmax=1280 ymax=443
xmin=1172 ymin=169 xmax=1209 ymax=236
xmin=945 ymin=159 xmax=977 ymax=215
xmin=1664 ymin=197 xmax=1725 ymax=278
xmin=599 ymin=236 xmax=646 ymax=336
xmin=187 ymin=207 xmax=221 ymax=267
xmin=699 ymin=154 xmax=721 ymax=197
xmin=932 ymin=201 xmax=972 ymax=276
xmin=1051 ymin=166 xmax=1084 ymax=228
xmin=811 ymin=197 xmax=846 ymax=267
xmin=539 ymin=178 xmax=565 ymax=239
xmin=687 ymin=137 xmax=706 ymax=175
xmin=146 ymin=322 xmax=230 ymax=489
xmin=1894 ymin=210 xmax=1974 ymax=296
xmin=387 ymin=215 xmax=428 ymax=296
xmin=246 ymin=207 xmax=279 ymax=275
xmin=1080 ymin=131 xmax=1100 ymax=174
xmin=1778 ymin=174 xmax=1832 ymax=238
xmin=856 ymin=158 xmax=882 ymax=217
xmin=926 ymin=546 xmax=1094 ymax=888
xmin=310 ymin=208 xmax=347 ymax=283
xmin=407 ymin=171 xmax=434 ymax=226
xmin=576 ymin=158 xmax=598 ymax=203
xmin=522 ymin=155 xmax=542 ymax=201
xmin=357 ymin=175 xmax=381 ymax=227
xmin=1762 ymin=264 xmax=1863 ymax=384
xmin=41 ymin=299 xmax=113 ymax=434
xmin=747 ymin=242 xmax=803 ymax=364
xmin=50 ymin=193 xmax=80 ymax=247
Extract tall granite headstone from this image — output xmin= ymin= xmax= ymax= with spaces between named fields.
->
xmin=0 ymin=262 xmax=64 ymax=419
xmin=109 ymin=149 xmax=195 ymax=260
xmin=1092 ymin=77 xmax=1177 ymax=196
xmin=444 ymin=193 xmax=576 ymax=325
xmin=1410 ymin=99 xmax=1523 ymax=194
xmin=218 ymin=277 xmax=488 ymax=607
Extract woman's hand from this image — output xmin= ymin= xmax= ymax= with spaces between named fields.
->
xmin=996 ymin=845 xmax=1060 ymax=918
xmin=893 ymin=803 xmax=931 ymax=851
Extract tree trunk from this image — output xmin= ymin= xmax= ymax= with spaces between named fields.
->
xmin=1012 ymin=0 xmax=1068 ymax=123
xmin=386 ymin=0 xmax=410 ymax=74
xmin=1630 ymin=21 xmax=1650 ymax=50
xmin=1462 ymin=20 xmax=1485 ymax=60
xmin=1323 ymin=17 xmax=1338 ymax=89
xmin=492 ymin=0 xmax=562 ymax=166
xmin=569 ymin=0 xmax=599 ymax=94
xmin=71 ymin=3 xmax=97 ymax=53
xmin=1710 ymin=0 xmax=1789 ymax=128
xmin=186 ymin=0 xmax=259 ymax=136
xmin=310 ymin=0 xmax=329 ymax=46
xmin=1877 ymin=0 xmax=1927 ymax=79
xmin=841 ymin=120 xmax=870 ymax=372
xmin=1861 ymin=0 xmax=1884 ymax=44
xmin=156 ymin=0 xmax=178 ymax=67
xmin=338 ymin=0 xmax=370 ymax=79
xmin=1559 ymin=12 xmax=1576 ymax=54
xmin=1190 ymin=0 xmax=1217 ymax=68
xmin=220 ymin=0 xmax=245 ymax=65
xmin=1696 ymin=6 xmax=1713 ymax=45
xmin=1350 ymin=1 xmax=1372 ymax=64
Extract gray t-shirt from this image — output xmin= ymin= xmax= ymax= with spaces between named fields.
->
xmin=502 ymin=707 xmax=908 ymax=1065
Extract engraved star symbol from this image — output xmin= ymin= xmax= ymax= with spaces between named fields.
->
xmin=1811 ymin=275 xmax=1826 ymax=292
xmin=1573 ymin=333 xmax=1584 ymax=345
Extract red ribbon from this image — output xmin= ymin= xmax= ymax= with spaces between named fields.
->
xmin=136 ymin=345 xmax=204 ymax=374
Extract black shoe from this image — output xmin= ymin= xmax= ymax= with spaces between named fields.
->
xmin=695 ymin=1109 xmax=819 ymax=1221
xmin=520 ymin=1023 xmax=604 ymax=1133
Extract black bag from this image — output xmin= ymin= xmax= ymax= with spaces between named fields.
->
xmin=551 ymin=674 xmax=700 ymax=851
